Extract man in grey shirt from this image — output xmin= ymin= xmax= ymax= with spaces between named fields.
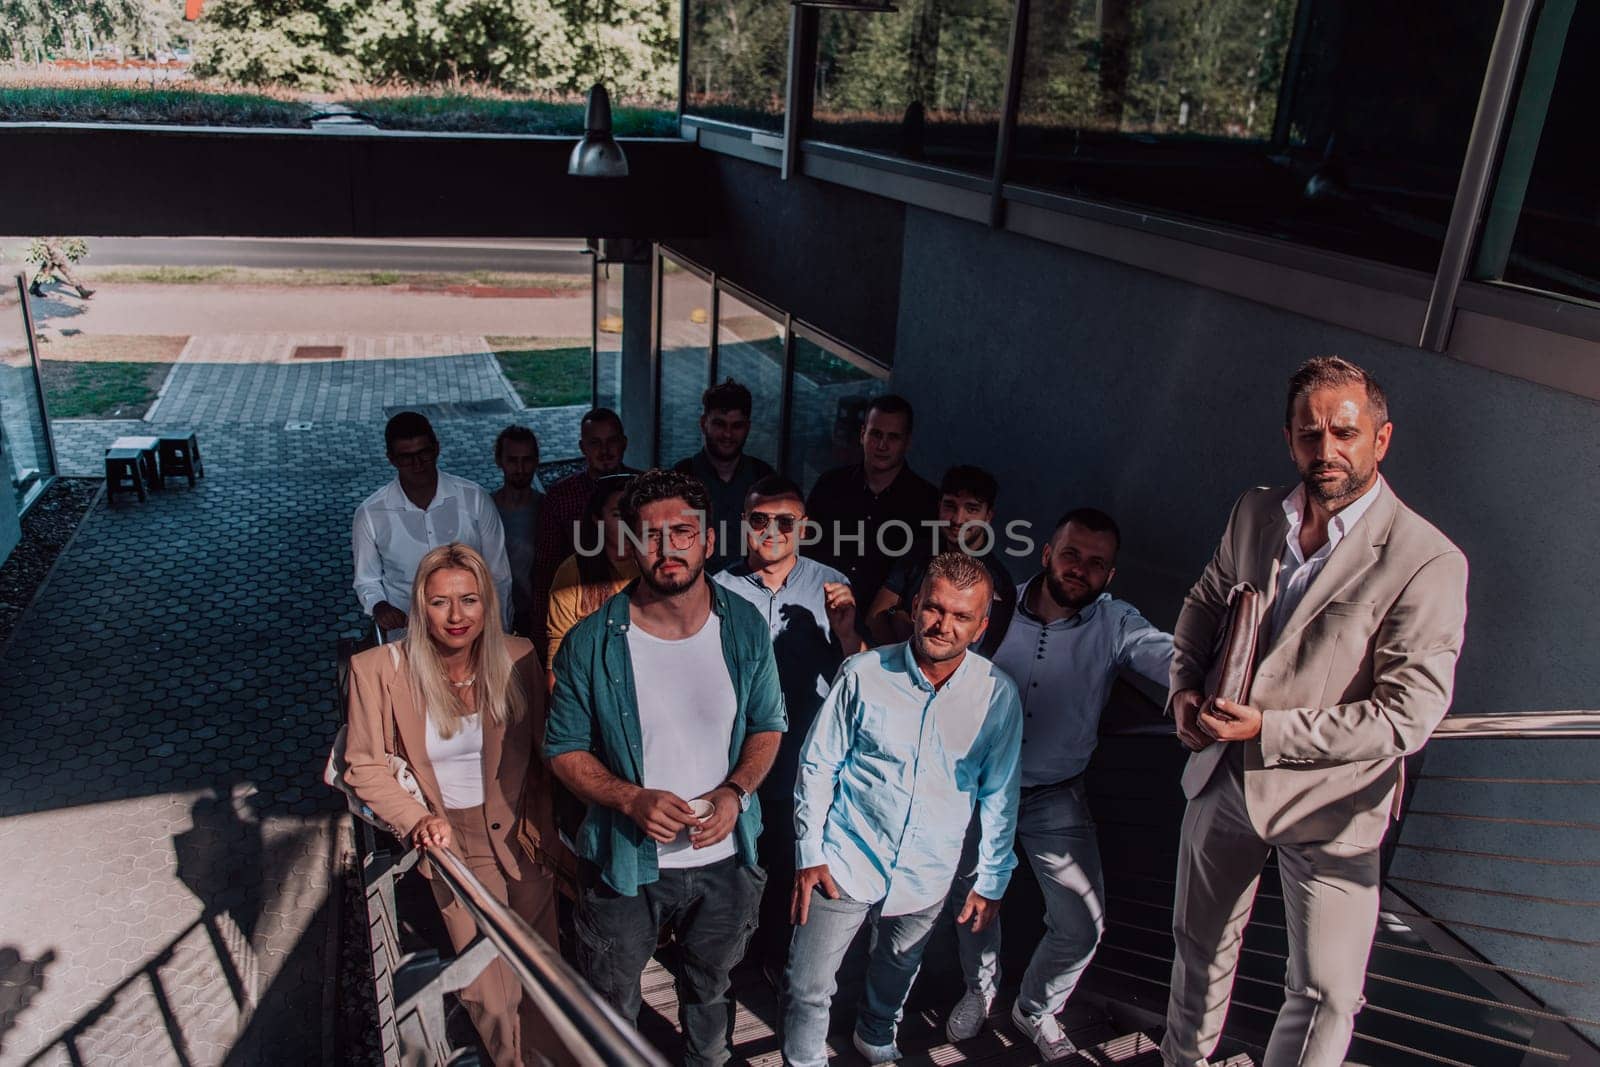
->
xmin=945 ymin=507 xmax=1173 ymax=1060
xmin=713 ymin=474 xmax=864 ymax=973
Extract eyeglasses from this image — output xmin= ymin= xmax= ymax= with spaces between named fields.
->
xmin=747 ymin=511 xmax=800 ymax=533
xmin=390 ymin=446 xmax=438 ymax=468
xmin=639 ymin=524 xmax=701 ymax=552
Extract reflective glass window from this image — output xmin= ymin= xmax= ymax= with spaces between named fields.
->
xmin=713 ymin=290 xmax=785 ymax=469
xmin=1473 ymin=0 xmax=1600 ymax=304
xmin=1012 ymin=0 xmax=1502 ymax=272
xmin=810 ymin=0 xmax=1015 ymax=175
xmin=784 ymin=336 xmax=888 ymax=493
xmin=684 ymin=0 xmax=791 ymax=131
xmin=657 ymin=258 xmax=715 ymax=466
xmin=1 ymin=276 xmax=55 ymax=511
xmin=594 ymin=262 xmax=624 ymax=415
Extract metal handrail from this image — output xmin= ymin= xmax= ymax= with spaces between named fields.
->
xmin=422 ymin=843 xmax=667 ymax=1067
xmin=1102 ymin=710 xmax=1600 ymax=740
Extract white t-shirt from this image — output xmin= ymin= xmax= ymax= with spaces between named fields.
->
xmin=627 ymin=612 xmax=738 ymax=868
xmin=425 ymin=710 xmax=485 ymax=810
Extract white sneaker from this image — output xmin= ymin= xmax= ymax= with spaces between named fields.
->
xmin=1010 ymin=1002 xmax=1078 ymax=1061
xmin=945 ymin=988 xmax=995 ymax=1041
xmin=852 ymin=1029 xmax=902 ymax=1064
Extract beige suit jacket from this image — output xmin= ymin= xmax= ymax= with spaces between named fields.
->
xmin=1170 ymin=481 xmax=1468 ymax=848
xmin=344 ymin=636 xmax=559 ymax=881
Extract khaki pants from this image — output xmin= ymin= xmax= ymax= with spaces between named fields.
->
xmin=437 ymin=805 xmax=561 ymax=1067
xmin=1162 ymin=751 xmax=1381 ymax=1067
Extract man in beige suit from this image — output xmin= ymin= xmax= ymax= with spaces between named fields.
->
xmin=1161 ymin=356 xmax=1469 ymax=1067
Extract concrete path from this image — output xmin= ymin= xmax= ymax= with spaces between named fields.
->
xmin=30 ymin=284 xmax=591 ymax=339
xmin=0 ymin=346 xmax=588 ymax=1064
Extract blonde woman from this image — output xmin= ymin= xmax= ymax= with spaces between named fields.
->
xmin=344 ymin=543 xmax=562 ymax=1066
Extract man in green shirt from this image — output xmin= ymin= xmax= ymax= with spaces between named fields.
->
xmin=545 ymin=468 xmax=786 ymax=1065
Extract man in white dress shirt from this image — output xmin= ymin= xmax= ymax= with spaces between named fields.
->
xmin=352 ymin=411 xmax=513 ymax=633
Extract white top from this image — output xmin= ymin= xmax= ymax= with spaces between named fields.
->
xmin=1270 ymin=477 xmax=1385 ymax=641
xmin=424 ymin=710 xmax=486 ymax=810
xmin=627 ymin=612 xmax=739 ymax=868
xmin=352 ymin=470 xmax=513 ymax=626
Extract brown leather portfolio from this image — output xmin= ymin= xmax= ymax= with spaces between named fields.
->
xmin=1204 ymin=582 xmax=1261 ymax=706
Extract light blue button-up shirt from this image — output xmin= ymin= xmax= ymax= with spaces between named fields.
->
xmin=794 ymin=642 xmax=1023 ymax=916
xmin=992 ymin=583 xmax=1173 ymax=788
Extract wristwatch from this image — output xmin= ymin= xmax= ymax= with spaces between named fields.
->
xmin=721 ymin=780 xmax=751 ymax=813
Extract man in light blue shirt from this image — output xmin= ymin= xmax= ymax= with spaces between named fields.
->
xmin=945 ymin=507 xmax=1173 ymax=1060
xmin=784 ymin=553 xmax=1023 ymax=1067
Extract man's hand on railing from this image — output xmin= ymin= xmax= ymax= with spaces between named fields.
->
xmin=411 ymin=814 xmax=453 ymax=851
xmin=1172 ymin=689 xmax=1213 ymax=751
xmin=373 ymin=601 xmax=408 ymax=633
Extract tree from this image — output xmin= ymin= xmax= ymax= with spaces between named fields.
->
xmin=0 ymin=0 xmax=177 ymax=65
xmin=190 ymin=0 xmax=360 ymax=89
xmin=190 ymin=0 xmax=679 ymax=97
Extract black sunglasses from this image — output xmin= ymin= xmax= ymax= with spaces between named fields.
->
xmin=747 ymin=511 xmax=800 ymax=533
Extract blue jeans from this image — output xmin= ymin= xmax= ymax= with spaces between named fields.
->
xmin=781 ymin=888 xmax=942 ymax=1067
xmin=950 ymin=777 xmax=1105 ymax=1017
xmin=574 ymin=857 xmax=765 ymax=1066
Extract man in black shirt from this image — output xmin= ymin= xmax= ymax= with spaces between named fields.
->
xmin=803 ymin=394 xmax=939 ymax=610
xmin=866 ymin=465 xmax=1017 ymax=656
xmin=673 ymin=378 xmax=775 ymax=574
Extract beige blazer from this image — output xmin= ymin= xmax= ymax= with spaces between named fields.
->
xmin=1170 ymin=481 xmax=1468 ymax=848
xmin=344 ymin=636 xmax=559 ymax=880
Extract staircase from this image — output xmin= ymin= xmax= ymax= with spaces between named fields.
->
xmin=637 ymin=958 xmax=1255 ymax=1065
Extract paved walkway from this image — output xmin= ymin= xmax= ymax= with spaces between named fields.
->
xmin=28 ymin=284 xmax=590 ymax=339
xmin=0 ymin=353 xmax=589 ymax=1065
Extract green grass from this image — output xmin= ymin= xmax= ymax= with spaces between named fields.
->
xmin=76 ymin=265 xmax=588 ymax=289
xmin=41 ymin=360 xmax=172 ymax=418
xmin=0 ymin=86 xmax=311 ymax=127
xmin=340 ymin=93 xmax=678 ymax=136
xmin=0 ymin=84 xmax=678 ymax=135
xmin=490 ymin=343 xmax=591 ymax=408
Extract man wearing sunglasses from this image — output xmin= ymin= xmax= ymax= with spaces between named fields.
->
xmin=713 ymin=474 xmax=867 ymax=975
xmin=352 ymin=410 xmax=512 ymax=635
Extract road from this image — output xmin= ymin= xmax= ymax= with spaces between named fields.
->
xmin=39 ymin=237 xmax=591 ymax=273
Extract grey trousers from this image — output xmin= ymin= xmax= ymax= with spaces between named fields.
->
xmin=951 ymin=777 xmax=1105 ymax=1017
xmin=1162 ymin=751 xmax=1381 ymax=1067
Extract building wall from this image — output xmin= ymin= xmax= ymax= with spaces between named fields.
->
xmin=892 ymin=205 xmax=1599 ymax=715
xmin=888 ymin=205 xmax=1600 ymax=1034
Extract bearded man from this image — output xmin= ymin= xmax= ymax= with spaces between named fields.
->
xmin=1161 ymin=356 xmax=1468 ymax=1067
xmin=942 ymin=507 xmax=1175 ymax=1059
xmin=545 ymin=468 xmax=786 ymax=1066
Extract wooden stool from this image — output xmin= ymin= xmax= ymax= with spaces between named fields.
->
xmin=105 ymin=448 xmax=149 ymax=503
xmin=109 ymin=436 xmax=161 ymax=493
xmin=157 ymin=431 xmax=204 ymax=487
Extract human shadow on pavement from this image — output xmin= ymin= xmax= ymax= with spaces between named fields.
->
xmin=0 ymin=946 xmax=55 ymax=1057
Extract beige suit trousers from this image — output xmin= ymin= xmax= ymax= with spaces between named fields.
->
xmin=1162 ymin=749 xmax=1381 ymax=1067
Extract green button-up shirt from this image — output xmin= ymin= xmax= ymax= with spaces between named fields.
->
xmin=544 ymin=579 xmax=788 ymax=895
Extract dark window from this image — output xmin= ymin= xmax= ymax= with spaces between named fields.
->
xmin=684 ymin=0 xmax=791 ymax=132
xmin=784 ymin=336 xmax=888 ymax=492
xmin=1474 ymin=0 xmax=1600 ymax=304
xmin=1010 ymin=0 xmax=1502 ymax=272
xmin=809 ymin=0 xmax=1015 ymax=176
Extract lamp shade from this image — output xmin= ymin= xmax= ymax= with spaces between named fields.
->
xmin=568 ymin=84 xmax=629 ymax=178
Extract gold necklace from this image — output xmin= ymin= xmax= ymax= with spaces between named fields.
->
xmin=449 ymin=675 xmax=476 ymax=689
